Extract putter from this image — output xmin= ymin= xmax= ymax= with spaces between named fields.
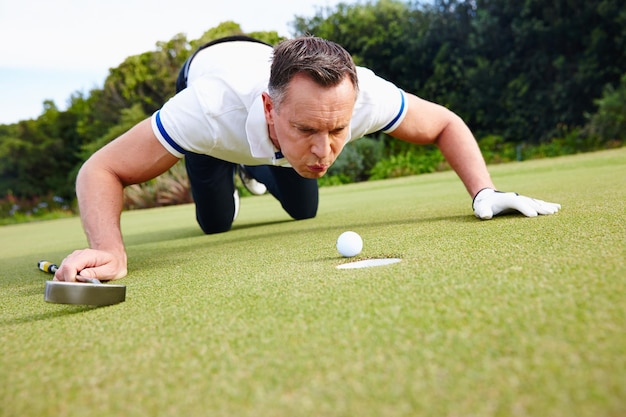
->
xmin=38 ymin=261 xmax=126 ymax=306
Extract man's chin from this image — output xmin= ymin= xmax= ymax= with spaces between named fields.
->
xmin=296 ymin=168 xmax=327 ymax=179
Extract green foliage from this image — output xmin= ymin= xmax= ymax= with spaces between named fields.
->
xmin=66 ymin=104 xmax=149 ymax=188
xmin=585 ymin=73 xmax=626 ymax=144
xmin=323 ymin=137 xmax=385 ymax=185
xmin=323 ymin=136 xmax=449 ymax=185
xmin=523 ymin=130 xmax=585 ymax=159
xmin=369 ymin=147 xmax=446 ymax=180
xmin=102 ymin=33 xmax=188 ymax=117
xmin=295 ymin=0 xmax=626 ymax=146
xmin=478 ymin=135 xmax=518 ymax=164
xmin=191 ymin=21 xmax=246 ymax=49
xmin=78 ymin=104 xmax=148 ymax=161
xmin=0 ymin=103 xmax=82 ymax=200
xmin=247 ymin=31 xmax=285 ymax=46
xmin=191 ymin=21 xmax=285 ymax=48
xmin=293 ymin=0 xmax=418 ymax=79
xmin=0 ymin=192 xmax=75 ymax=225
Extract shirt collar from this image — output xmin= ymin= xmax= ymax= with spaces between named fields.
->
xmin=245 ymin=95 xmax=287 ymax=164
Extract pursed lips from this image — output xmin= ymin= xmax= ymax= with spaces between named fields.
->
xmin=307 ymin=163 xmax=328 ymax=173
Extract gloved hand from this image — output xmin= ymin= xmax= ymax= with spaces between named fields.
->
xmin=472 ymin=188 xmax=561 ymax=220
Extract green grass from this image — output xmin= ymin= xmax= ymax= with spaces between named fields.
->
xmin=1 ymin=148 xmax=625 ymax=417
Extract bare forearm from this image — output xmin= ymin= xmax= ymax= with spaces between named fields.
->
xmin=76 ymin=159 xmax=127 ymax=258
xmin=390 ymin=94 xmax=495 ymax=198
xmin=54 ymin=161 xmax=129 ymax=281
xmin=435 ymin=114 xmax=494 ymax=197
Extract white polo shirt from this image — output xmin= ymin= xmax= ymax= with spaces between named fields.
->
xmin=151 ymin=40 xmax=408 ymax=166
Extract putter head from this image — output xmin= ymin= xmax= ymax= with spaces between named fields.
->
xmin=44 ymin=280 xmax=126 ymax=306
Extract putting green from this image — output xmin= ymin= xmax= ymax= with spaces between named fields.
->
xmin=1 ymin=148 xmax=624 ymax=417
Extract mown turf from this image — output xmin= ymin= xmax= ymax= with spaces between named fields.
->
xmin=1 ymin=148 xmax=624 ymax=417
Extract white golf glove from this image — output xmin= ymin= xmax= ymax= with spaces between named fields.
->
xmin=472 ymin=188 xmax=561 ymax=220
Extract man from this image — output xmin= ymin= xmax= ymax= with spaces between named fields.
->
xmin=54 ymin=36 xmax=560 ymax=282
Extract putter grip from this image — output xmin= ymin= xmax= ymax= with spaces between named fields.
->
xmin=38 ymin=260 xmax=58 ymax=274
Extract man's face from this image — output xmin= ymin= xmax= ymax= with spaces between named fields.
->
xmin=263 ymin=73 xmax=356 ymax=178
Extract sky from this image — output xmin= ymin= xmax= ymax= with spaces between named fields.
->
xmin=0 ymin=0 xmax=348 ymax=125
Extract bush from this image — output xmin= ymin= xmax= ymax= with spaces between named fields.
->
xmin=124 ymin=161 xmax=192 ymax=210
xmin=369 ymin=147 xmax=445 ymax=180
xmin=478 ymin=135 xmax=518 ymax=164
xmin=321 ymin=137 xmax=385 ymax=186
xmin=584 ymin=73 xmax=626 ymax=144
xmin=0 ymin=192 xmax=75 ymax=225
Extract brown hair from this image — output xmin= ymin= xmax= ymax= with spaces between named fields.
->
xmin=268 ymin=36 xmax=359 ymax=107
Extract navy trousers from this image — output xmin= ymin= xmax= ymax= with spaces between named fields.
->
xmin=176 ymin=37 xmax=319 ymax=234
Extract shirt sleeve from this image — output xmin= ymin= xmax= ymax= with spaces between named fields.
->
xmin=150 ymin=84 xmax=219 ymax=158
xmin=349 ymin=67 xmax=408 ymax=141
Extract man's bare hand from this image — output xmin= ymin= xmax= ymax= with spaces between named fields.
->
xmin=54 ymin=249 xmax=128 ymax=282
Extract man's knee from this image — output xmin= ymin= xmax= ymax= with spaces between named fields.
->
xmin=287 ymin=204 xmax=317 ymax=221
xmin=197 ymin=218 xmax=233 ymax=235
xmin=194 ymin=202 xmax=236 ymax=235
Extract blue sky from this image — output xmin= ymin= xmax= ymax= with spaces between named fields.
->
xmin=0 ymin=0 xmax=346 ymax=124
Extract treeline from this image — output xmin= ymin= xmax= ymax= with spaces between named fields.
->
xmin=297 ymin=0 xmax=625 ymax=146
xmin=1 ymin=0 xmax=624 ymax=220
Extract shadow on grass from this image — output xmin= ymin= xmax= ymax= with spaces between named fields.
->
xmin=124 ymin=219 xmax=295 ymax=247
xmin=0 ymin=273 xmax=105 ymax=327
xmin=0 ymin=305 xmax=99 ymax=327
xmin=125 ymin=213 xmax=472 ymax=272
xmin=122 ymin=219 xmax=295 ymax=247
xmin=127 ymin=213 xmax=473 ymax=247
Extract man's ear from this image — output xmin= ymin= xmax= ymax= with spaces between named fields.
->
xmin=262 ymin=92 xmax=278 ymax=144
xmin=262 ymin=92 xmax=274 ymax=125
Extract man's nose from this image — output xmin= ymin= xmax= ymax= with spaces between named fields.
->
xmin=311 ymin=133 xmax=331 ymax=158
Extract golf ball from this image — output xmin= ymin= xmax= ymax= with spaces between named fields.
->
xmin=336 ymin=231 xmax=363 ymax=257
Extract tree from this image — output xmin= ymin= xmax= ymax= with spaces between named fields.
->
xmin=585 ymin=73 xmax=626 ymax=143
xmin=293 ymin=0 xmax=417 ymax=82
xmin=466 ymin=0 xmax=626 ymax=142
xmin=294 ymin=0 xmax=626 ymax=144
xmin=102 ymin=32 xmax=189 ymax=117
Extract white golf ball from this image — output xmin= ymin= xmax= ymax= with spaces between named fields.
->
xmin=336 ymin=231 xmax=363 ymax=257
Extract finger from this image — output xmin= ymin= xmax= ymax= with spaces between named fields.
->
xmin=77 ymin=264 xmax=125 ymax=281
xmin=75 ymin=267 xmax=99 ymax=279
xmin=75 ymin=275 xmax=102 ymax=284
xmin=55 ymin=266 xmax=80 ymax=281
xmin=534 ymin=201 xmax=561 ymax=215
xmin=54 ymin=265 xmax=79 ymax=282
xmin=54 ymin=250 xmax=89 ymax=282
xmin=521 ymin=197 xmax=560 ymax=215
xmin=474 ymin=202 xmax=494 ymax=220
